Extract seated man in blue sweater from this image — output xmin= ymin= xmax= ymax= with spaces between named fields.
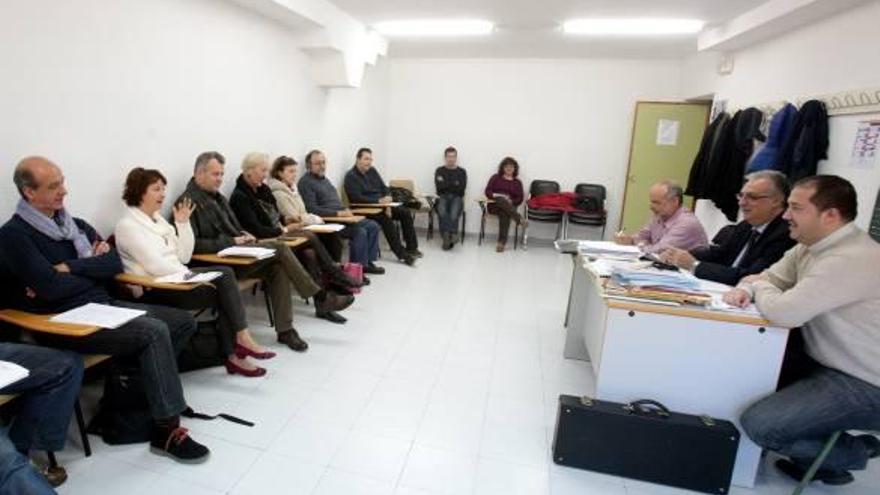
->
xmin=0 ymin=156 xmax=209 ymax=464
xmin=298 ymin=150 xmax=385 ymax=275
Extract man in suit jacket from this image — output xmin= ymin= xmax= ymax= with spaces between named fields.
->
xmin=661 ymin=170 xmax=795 ymax=286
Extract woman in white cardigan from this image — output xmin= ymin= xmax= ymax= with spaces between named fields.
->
xmin=268 ymin=155 xmax=344 ymax=262
xmin=114 ymin=168 xmax=274 ymax=377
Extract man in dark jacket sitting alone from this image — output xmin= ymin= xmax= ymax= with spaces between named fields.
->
xmin=0 ymin=156 xmax=209 ymax=463
xmin=344 ymin=148 xmax=419 ymax=265
xmin=661 ymin=170 xmax=795 ymax=286
xmin=434 ymin=146 xmax=467 ymax=250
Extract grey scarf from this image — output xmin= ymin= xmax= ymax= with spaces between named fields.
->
xmin=15 ymin=199 xmax=93 ymax=258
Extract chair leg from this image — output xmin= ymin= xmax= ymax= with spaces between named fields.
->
xmin=479 ymin=213 xmax=486 ymax=245
xmin=514 ymin=222 xmax=519 ymax=250
xmin=262 ymin=284 xmax=274 ymax=327
xmin=792 ymin=431 xmax=842 ymax=495
xmin=74 ymin=399 xmax=92 ymax=457
xmin=460 ymin=211 xmax=466 ymax=244
xmin=427 ymin=207 xmax=435 ymax=240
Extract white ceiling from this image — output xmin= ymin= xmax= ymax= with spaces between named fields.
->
xmin=331 ymin=0 xmax=770 ymax=58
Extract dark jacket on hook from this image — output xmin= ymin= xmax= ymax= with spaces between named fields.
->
xmin=747 ymin=103 xmax=798 ymax=173
xmin=705 ymin=108 xmax=766 ymax=221
xmin=778 ymin=100 xmax=829 ymax=182
xmin=686 ymin=112 xmax=730 ymax=199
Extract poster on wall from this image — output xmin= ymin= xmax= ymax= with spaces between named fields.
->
xmin=656 ymin=119 xmax=680 ymax=146
xmin=850 ymin=120 xmax=880 ymax=169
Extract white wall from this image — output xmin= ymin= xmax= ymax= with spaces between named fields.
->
xmin=383 ymin=59 xmax=683 ymax=238
xmin=682 ymin=0 xmax=880 ymax=235
xmin=0 ymin=0 xmax=387 ymax=234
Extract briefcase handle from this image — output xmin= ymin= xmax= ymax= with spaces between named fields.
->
xmin=624 ymin=399 xmax=671 ymax=418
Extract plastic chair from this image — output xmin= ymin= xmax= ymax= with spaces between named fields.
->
xmin=523 ymin=180 xmax=564 ymax=248
xmin=567 ymin=183 xmax=608 ymax=239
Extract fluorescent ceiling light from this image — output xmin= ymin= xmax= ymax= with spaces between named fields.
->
xmin=563 ymin=18 xmax=705 ymax=36
xmin=374 ymin=19 xmax=494 ymax=37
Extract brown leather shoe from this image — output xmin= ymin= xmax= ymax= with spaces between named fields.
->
xmin=41 ymin=464 xmax=68 ymax=487
xmin=496 ymin=243 xmax=506 ymax=253
xmin=316 ymin=291 xmax=354 ymax=313
xmin=277 ymin=329 xmax=308 ymax=352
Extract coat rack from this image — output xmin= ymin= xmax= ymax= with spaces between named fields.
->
xmin=734 ymin=86 xmax=880 ymax=117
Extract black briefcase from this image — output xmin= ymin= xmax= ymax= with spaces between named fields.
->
xmin=552 ymin=395 xmax=739 ymax=494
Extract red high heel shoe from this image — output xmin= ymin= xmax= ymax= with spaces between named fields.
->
xmin=234 ymin=343 xmax=276 ymax=360
xmin=225 ymin=359 xmax=267 ymax=377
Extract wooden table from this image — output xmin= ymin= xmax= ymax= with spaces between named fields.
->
xmin=350 ymin=207 xmax=384 ymax=216
xmin=281 ymin=237 xmax=308 ymax=248
xmin=115 ymin=273 xmax=199 ymax=291
xmin=562 ymin=254 xmax=787 ymax=488
xmin=190 ymin=253 xmax=261 ymax=266
xmin=0 ymin=309 xmax=102 ymax=337
xmin=321 ymin=215 xmax=365 ymax=224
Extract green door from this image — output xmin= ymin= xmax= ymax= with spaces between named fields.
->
xmin=619 ymin=101 xmax=710 ymax=233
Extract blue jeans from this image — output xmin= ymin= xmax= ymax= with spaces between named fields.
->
xmin=35 ymin=300 xmax=195 ymax=419
xmin=0 ymin=343 xmax=83 ymax=453
xmin=341 ymin=220 xmax=380 ymax=265
xmin=0 ymin=431 xmax=55 ymax=495
xmin=436 ymin=195 xmax=463 ymax=234
xmin=741 ymin=365 xmax=880 ymax=471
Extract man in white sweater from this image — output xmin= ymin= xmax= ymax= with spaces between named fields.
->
xmin=725 ymin=175 xmax=880 ymax=486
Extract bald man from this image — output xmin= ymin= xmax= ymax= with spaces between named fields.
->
xmin=0 ymin=157 xmax=210 ymax=463
xmin=615 ymin=180 xmax=708 ymax=254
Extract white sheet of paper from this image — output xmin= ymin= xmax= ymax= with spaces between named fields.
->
xmin=50 ymin=303 xmax=145 ymax=329
xmin=155 ymin=271 xmax=223 ymax=284
xmin=656 ymin=119 xmax=680 ymax=146
xmin=217 ymin=246 xmax=276 ymax=259
xmin=303 ymin=223 xmax=345 ymax=233
xmin=0 ymin=360 xmax=30 ymax=390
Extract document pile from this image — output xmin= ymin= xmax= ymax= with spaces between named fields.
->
xmin=577 ymin=241 xmax=642 ymax=259
xmin=304 ymin=223 xmax=345 ymax=233
xmin=51 ymin=303 xmax=146 ymax=329
xmin=608 ymin=266 xmax=711 ymax=306
xmin=217 ymin=246 xmax=275 ymax=260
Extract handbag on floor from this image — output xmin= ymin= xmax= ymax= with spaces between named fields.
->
xmin=88 ymin=363 xmax=254 ymax=445
xmin=342 ymin=262 xmax=363 ymax=294
xmin=177 ymin=320 xmax=224 ymax=372
xmin=552 ymin=395 xmax=739 ymax=495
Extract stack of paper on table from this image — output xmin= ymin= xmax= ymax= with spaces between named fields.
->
xmin=0 ymin=360 xmax=29 ymax=389
xmin=577 ymin=241 xmax=642 ymax=258
xmin=155 ymin=271 xmax=222 ymax=284
xmin=50 ymin=303 xmax=145 ymax=329
xmin=217 ymin=246 xmax=275 ymax=259
xmin=303 ymin=223 xmax=345 ymax=233
xmin=611 ymin=266 xmax=702 ymax=292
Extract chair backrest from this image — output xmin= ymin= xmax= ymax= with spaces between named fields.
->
xmin=574 ymin=183 xmax=606 ymax=206
xmin=529 ymin=180 xmax=561 ymax=198
xmin=338 ymin=185 xmax=350 ymax=206
xmin=389 ymin=179 xmax=415 ymax=194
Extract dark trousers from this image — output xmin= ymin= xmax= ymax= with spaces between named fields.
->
xmin=488 ymin=199 xmax=522 ymax=245
xmin=368 ymin=207 xmax=418 ymax=258
xmin=340 ymin=221 xmax=380 ymax=265
xmin=316 ymin=233 xmax=344 ymax=262
xmin=436 ymin=194 xmax=464 ymax=234
xmin=34 ymin=300 xmax=194 ymax=419
xmin=141 ymin=266 xmax=247 ymax=357
xmin=287 ymin=230 xmax=346 ymax=281
xmin=235 ymin=260 xmax=293 ymax=333
xmin=0 ymin=343 xmax=83 ymax=453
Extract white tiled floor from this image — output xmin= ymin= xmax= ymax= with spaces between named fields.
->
xmin=53 ymin=237 xmax=880 ymax=494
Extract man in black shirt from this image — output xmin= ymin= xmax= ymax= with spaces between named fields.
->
xmin=344 ymin=148 xmax=419 ymax=265
xmin=434 ymin=147 xmax=467 ymax=250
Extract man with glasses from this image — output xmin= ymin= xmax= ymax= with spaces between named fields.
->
xmin=661 ymin=171 xmax=795 ymax=285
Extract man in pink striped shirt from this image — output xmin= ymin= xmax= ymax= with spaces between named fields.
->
xmin=615 ymin=180 xmax=708 ymax=254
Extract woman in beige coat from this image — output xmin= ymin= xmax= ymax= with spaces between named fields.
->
xmin=268 ymin=156 xmax=344 ymax=262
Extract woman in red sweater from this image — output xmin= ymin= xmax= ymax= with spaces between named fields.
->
xmin=484 ymin=157 xmax=527 ymax=252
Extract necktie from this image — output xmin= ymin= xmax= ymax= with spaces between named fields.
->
xmin=733 ymin=229 xmax=760 ymax=268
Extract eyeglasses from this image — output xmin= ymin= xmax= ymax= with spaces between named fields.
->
xmin=737 ymin=193 xmax=772 ymax=202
